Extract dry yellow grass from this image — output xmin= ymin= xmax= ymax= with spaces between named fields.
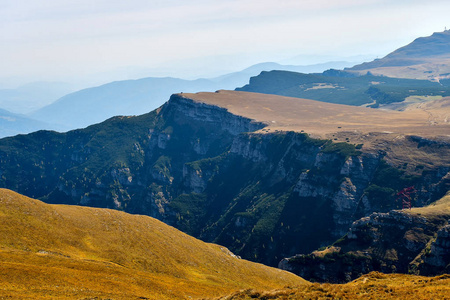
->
xmin=216 ymin=272 xmax=450 ymax=300
xmin=180 ymin=90 xmax=450 ymax=139
xmin=0 ymin=188 xmax=307 ymax=299
xmin=180 ymin=91 xmax=450 ymax=170
xmin=407 ymin=191 xmax=450 ymax=218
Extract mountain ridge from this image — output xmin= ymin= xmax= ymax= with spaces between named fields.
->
xmin=347 ymin=30 xmax=450 ymax=80
xmin=236 ymin=70 xmax=450 ymax=108
xmin=1 ymin=91 xmax=448 ymax=268
xmin=27 ymin=61 xmax=354 ymax=132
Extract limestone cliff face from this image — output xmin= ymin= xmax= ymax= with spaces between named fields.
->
xmin=0 ymin=93 xmax=448 ymax=268
xmin=420 ymin=224 xmax=450 ymax=274
xmin=279 ymin=207 xmax=449 ymax=283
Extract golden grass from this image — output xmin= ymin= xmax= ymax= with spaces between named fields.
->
xmin=0 ymin=189 xmax=307 ymax=299
xmin=216 ymin=272 xmax=450 ymax=300
xmin=180 ymin=91 xmax=450 ymax=170
xmin=180 ymin=90 xmax=450 ymax=139
xmin=407 ymin=192 xmax=450 ymax=218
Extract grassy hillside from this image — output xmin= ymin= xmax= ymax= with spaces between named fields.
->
xmin=218 ymin=272 xmax=450 ymax=300
xmin=1 ymin=91 xmax=448 ymax=269
xmin=408 ymin=191 xmax=450 ymax=219
xmin=0 ymin=188 xmax=306 ymax=299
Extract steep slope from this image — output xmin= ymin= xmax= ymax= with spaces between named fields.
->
xmin=236 ymin=70 xmax=450 ymax=107
xmin=279 ymin=193 xmax=450 ymax=283
xmin=348 ymin=30 xmax=450 ymax=81
xmin=0 ymin=188 xmax=306 ymax=299
xmin=0 ymin=91 xmax=448 ymax=268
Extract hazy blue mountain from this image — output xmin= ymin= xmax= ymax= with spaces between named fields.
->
xmin=0 ymin=108 xmax=57 ymax=138
xmin=209 ymin=61 xmax=356 ymax=87
xmin=0 ymin=82 xmax=75 ymax=114
xmin=30 ymin=77 xmax=217 ymax=130
xmin=30 ymin=61 xmax=354 ymax=130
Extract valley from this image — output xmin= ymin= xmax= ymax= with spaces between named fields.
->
xmin=1 ymin=26 xmax=449 ymax=299
xmin=1 ymin=188 xmax=448 ymax=299
xmin=1 ymin=91 xmax=448 ymax=271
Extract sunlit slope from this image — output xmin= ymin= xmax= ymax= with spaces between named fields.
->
xmin=0 ymin=188 xmax=306 ymax=299
xmin=218 ymin=272 xmax=450 ymax=300
xmin=348 ymin=31 xmax=450 ymax=81
xmin=181 ymin=90 xmax=450 ymax=138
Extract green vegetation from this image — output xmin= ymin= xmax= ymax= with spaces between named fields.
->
xmin=362 ymin=160 xmax=421 ymax=211
xmin=152 ymin=155 xmax=172 ymax=179
xmin=236 ymin=71 xmax=450 ymax=106
xmin=0 ymin=96 xmax=447 ymax=269
xmin=322 ymin=141 xmax=362 ymax=158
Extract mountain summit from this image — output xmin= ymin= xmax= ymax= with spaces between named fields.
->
xmin=348 ymin=30 xmax=450 ymax=80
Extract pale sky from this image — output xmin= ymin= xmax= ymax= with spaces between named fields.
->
xmin=1 ymin=0 xmax=450 ymax=86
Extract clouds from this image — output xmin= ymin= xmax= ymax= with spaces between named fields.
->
xmin=1 ymin=0 xmax=450 ymax=84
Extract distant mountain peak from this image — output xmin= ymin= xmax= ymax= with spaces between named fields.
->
xmin=385 ymin=30 xmax=450 ymax=59
xmin=348 ymin=30 xmax=450 ymax=80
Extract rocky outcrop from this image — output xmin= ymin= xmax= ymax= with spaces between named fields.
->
xmin=279 ymin=207 xmax=449 ymax=283
xmin=419 ymin=224 xmax=450 ymax=274
xmin=0 ymin=93 xmax=449 ymax=268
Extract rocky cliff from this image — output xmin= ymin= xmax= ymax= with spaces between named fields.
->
xmin=279 ymin=193 xmax=450 ymax=282
xmin=0 ymin=92 xmax=448 ymax=267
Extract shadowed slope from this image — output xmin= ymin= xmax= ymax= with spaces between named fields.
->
xmin=0 ymin=188 xmax=306 ymax=299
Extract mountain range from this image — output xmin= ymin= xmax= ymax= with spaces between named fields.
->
xmin=1 ymin=91 xmax=448 ymax=270
xmin=0 ymin=81 xmax=75 ymax=114
xmin=1 ymin=30 xmax=449 ymax=298
xmin=0 ymin=61 xmax=352 ymax=137
xmin=2 ymin=31 xmax=449 ymax=137
xmin=0 ymin=108 xmax=55 ymax=138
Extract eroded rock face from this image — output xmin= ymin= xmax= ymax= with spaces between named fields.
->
xmin=420 ymin=224 xmax=450 ymax=274
xmin=279 ymin=209 xmax=449 ymax=283
xmin=0 ymin=94 xmax=448 ymax=268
